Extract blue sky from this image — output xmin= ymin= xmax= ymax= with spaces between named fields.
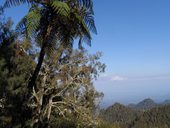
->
xmin=92 ymin=0 xmax=170 ymax=106
xmin=1 ymin=0 xmax=170 ymax=107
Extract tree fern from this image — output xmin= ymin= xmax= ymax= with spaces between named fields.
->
xmin=4 ymin=0 xmax=97 ymax=93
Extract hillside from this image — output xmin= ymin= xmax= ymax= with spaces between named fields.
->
xmin=100 ymin=99 xmax=170 ymax=128
xmin=132 ymin=105 xmax=170 ymax=128
xmin=100 ymin=103 xmax=136 ymax=128
xmin=162 ymin=99 xmax=170 ymax=105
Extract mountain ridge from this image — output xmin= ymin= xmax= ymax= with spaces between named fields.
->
xmin=100 ymin=98 xmax=170 ymax=128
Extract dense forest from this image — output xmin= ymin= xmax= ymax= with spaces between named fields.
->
xmin=100 ymin=99 xmax=170 ymax=128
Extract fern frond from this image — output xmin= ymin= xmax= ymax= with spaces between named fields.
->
xmin=51 ymin=1 xmax=70 ymax=17
xmin=16 ymin=17 xmax=26 ymax=34
xmin=84 ymin=11 xmax=97 ymax=34
xmin=3 ymin=0 xmax=30 ymax=8
xmin=45 ymin=33 xmax=58 ymax=57
xmin=77 ymin=0 xmax=93 ymax=9
xmin=26 ymin=8 xmax=41 ymax=37
xmin=76 ymin=14 xmax=92 ymax=44
xmin=81 ymin=34 xmax=91 ymax=46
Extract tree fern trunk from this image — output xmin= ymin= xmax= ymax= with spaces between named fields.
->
xmin=28 ymin=42 xmax=46 ymax=91
xmin=28 ymin=24 xmax=52 ymax=91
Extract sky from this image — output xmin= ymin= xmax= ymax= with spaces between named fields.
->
xmin=1 ymin=0 xmax=170 ymax=107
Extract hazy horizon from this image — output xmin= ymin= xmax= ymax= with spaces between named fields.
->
xmin=94 ymin=74 xmax=170 ymax=108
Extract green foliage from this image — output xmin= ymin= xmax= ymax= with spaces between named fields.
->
xmin=100 ymin=103 xmax=136 ymax=128
xmin=26 ymin=49 xmax=105 ymax=127
xmin=51 ymin=1 xmax=70 ymax=16
xmin=132 ymin=105 xmax=170 ymax=128
xmin=0 ymin=1 xmax=106 ymax=127
xmin=97 ymin=121 xmax=121 ymax=128
xmin=12 ymin=0 xmax=96 ymax=50
xmin=0 ymin=15 xmax=35 ymax=127
xmin=7 ymin=0 xmax=98 ymax=94
xmin=26 ymin=8 xmax=41 ymax=37
xmin=0 ymin=12 xmax=105 ymax=127
xmin=100 ymin=102 xmax=170 ymax=128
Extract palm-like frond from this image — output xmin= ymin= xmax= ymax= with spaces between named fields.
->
xmin=77 ymin=0 xmax=93 ymax=9
xmin=5 ymin=0 xmax=96 ymax=48
xmin=4 ymin=0 xmax=97 ymax=62
xmin=3 ymin=0 xmax=30 ymax=8
xmin=26 ymin=8 xmax=41 ymax=37
xmin=84 ymin=10 xmax=97 ymax=34
xmin=77 ymin=15 xmax=92 ymax=47
xmin=51 ymin=1 xmax=70 ymax=16
xmin=15 ymin=17 xmax=27 ymax=35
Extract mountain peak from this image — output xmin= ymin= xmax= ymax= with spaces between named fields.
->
xmin=134 ymin=98 xmax=157 ymax=110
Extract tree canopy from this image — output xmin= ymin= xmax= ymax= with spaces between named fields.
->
xmin=0 ymin=2 xmax=107 ymax=127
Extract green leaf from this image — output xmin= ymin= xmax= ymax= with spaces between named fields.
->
xmin=26 ymin=8 xmax=41 ymax=37
xmin=74 ymin=13 xmax=92 ymax=46
xmin=51 ymin=1 xmax=70 ymax=17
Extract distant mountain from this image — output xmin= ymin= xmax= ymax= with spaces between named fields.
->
xmin=128 ymin=98 xmax=170 ymax=111
xmin=100 ymin=99 xmax=170 ymax=128
xmin=162 ymin=99 xmax=170 ymax=105
xmin=133 ymin=98 xmax=158 ymax=110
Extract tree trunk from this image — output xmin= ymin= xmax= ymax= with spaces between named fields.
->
xmin=28 ymin=42 xmax=46 ymax=91
xmin=28 ymin=22 xmax=53 ymax=91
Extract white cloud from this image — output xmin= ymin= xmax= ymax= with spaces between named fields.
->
xmin=111 ymin=76 xmax=128 ymax=81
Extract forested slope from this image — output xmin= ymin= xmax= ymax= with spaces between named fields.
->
xmin=100 ymin=99 xmax=170 ymax=128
